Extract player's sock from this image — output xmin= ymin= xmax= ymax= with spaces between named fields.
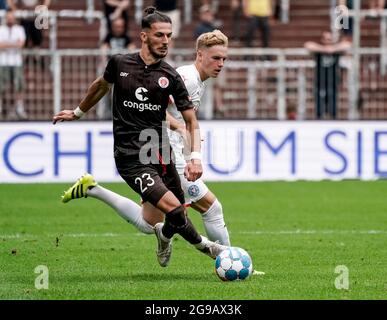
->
xmin=201 ymin=199 xmax=231 ymax=246
xmin=155 ymin=223 xmax=170 ymax=243
xmin=194 ymin=235 xmax=228 ymax=259
xmin=162 ymin=205 xmax=202 ymax=244
xmin=178 ymin=217 xmax=202 ymax=244
xmin=87 ymin=185 xmax=154 ymax=234
xmin=162 ymin=206 xmax=185 ymax=239
xmin=194 ymin=235 xmax=210 ymax=250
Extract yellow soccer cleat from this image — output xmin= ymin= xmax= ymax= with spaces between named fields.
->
xmin=61 ymin=173 xmax=97 ymax=203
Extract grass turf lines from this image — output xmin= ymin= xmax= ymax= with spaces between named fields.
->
xmin=0 ymin=181 xmax=386 ymax=299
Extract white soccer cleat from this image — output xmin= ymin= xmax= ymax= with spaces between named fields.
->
xmin=197 ymin=237 xmax=228 ymax=259
xmin=153 ymin=222 xmax=172 ymax=267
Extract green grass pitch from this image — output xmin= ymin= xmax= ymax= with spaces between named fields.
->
xmin=1 ymin=181 xmax=387 ymax=300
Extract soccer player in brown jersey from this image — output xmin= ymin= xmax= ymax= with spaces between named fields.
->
xmin=53 ymin=7 xmax=228 ymax=267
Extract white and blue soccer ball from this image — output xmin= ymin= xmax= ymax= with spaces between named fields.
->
xmin=215 ymin=247 xmax=253 ymax=281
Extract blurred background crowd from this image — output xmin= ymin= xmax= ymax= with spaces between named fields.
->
xmin=0 ymin=0 xmax=386 ymax=121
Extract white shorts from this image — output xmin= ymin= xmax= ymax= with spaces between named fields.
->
xmin=179 ymin=174 xmax=209 ymax=204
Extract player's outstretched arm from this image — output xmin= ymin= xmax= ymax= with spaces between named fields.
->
xmin=53 ymin=76 xmax=111 ymax=124
xmin=181 ymin=108 xmax=203 ymax=182
xmin=166 ymin=111 xmax=191 ymax=162
xmin=166 ymin=111 xmax=185 ymax=132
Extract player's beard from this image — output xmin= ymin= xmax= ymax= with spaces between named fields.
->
xmin=147 ymin=40 xmax=168 ymax=60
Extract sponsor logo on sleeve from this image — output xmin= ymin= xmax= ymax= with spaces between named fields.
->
xmin=188 ymin=185 xmax=200 ymax=197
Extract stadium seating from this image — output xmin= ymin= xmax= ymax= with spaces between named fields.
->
xmin=2 ymin=0 xmax=387 ymax=121
xmin=48 ymin=0 xmax=380 ymax=49
xmin=48 ymin=0 xmax=332 ymax=50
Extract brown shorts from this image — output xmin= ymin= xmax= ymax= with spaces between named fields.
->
xmin=115 ymin=154 xmax=185 ymax=207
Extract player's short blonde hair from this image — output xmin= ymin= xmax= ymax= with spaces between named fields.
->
xmin=196 ymin=30 xmax=228 ymax=51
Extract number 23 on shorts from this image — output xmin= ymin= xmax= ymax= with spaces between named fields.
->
xmin=134 ymin=173 xmax=155 ymax=193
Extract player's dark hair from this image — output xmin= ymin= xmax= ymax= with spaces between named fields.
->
xmin=141 ymin=6 xmax=171 ymax=29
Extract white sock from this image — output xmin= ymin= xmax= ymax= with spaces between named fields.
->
xmin=201 ymin=199 xmax=231 ymax=246
xmin=86 ymin=185 xmax=154 ymax=234
xmin=194 ymin=235 xmax=209 ymax=250
xmin=158 ymin=227 xmax=171 ymax=242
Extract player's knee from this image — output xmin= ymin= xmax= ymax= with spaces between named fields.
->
xmin=165 ymin=205 xmax=187 ymax=229
xmin=193 ymin=189 xmax=215 ymax=212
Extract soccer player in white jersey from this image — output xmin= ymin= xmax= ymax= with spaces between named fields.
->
xmin=61 ymin=30 xmax=230 ymax=249
xmin=165 ymin=30 xmax=230 ymax=245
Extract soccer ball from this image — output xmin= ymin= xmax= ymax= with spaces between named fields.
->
xmin=215 ymin=247 xmax=253 ymax=281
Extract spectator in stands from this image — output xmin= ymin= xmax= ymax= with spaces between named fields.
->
xmin=0 ymin=0 xmax=10 ymax=24
xmin=193 ymin=6 xmax=224 ymax=119
xmin=101 ymin=17 xmax=135 ymax=52
xmin=194 ymin=4 xmax=220 ymax=39
xmin=99 ymin=17 xmax=136 ymax=120
xmin=304 ymin=31 xmax=351 ymax=120
xmin=243 ymin=0 xmax=272 ymax=48
xmin=0 ymin=9 xmax=27 ymax=120
xmin=103 ymin=0 xmax=129 ymax=35
xmin=201 ymin=0 xmax=220 ymax=13
xmin=0 ymin=0 xmax=10 ymax=10
xmin=230 ymin=0 xmax=243 ymax=41
xmin=154 ymin=0 xmax=180 ymax=47
xmin=9 ymin=0 xmax=50 ymax=49
xmin=273 ymin=0 xmax=282 ymax=22
xmin=338 ymin=0 xmax=353 ymax=41
xmin=337 ymin=0 xmax=386 ymax=41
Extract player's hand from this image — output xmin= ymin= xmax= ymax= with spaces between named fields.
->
xmin=52 ymin=110 xmax=80 ymax=124
xmin=184 ymin=160 xmax=203 ymax=182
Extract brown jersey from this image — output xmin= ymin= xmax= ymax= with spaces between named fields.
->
xmin=103 ymin=53 xmax=193 ymax=157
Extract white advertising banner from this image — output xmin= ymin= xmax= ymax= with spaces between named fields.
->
xmin=0 ymin=121 xmax=387 ymax=183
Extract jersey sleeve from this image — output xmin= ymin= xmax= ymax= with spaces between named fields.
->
xmin=171 ymin=73 xmax=194 ymax=112
xmin=181 ymin=74 xmax=201 ymax=109
xmin=103 ymin=55 xmax=119 ymax=84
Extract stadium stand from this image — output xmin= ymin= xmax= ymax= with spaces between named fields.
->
xmin=48 ymin=0 xmax=382 ymax=49
xmin=1 ymin=0 xmax=387 ymax=121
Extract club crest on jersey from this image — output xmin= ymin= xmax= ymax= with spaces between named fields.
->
xmin=158 ymin=77 xmax=169 ymax=88
xmin=188 ymin=185 xmax=200 ymax=197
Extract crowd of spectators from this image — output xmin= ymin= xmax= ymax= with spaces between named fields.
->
xmin=1 ymin=1 xmax=387 ymax=120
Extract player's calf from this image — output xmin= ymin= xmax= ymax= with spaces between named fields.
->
xmin=200 ymin=199 xmax=231 ymax=246
xmin=162 ymin=205 xmax=202 ymax=244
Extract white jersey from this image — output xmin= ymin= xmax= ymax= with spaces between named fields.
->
xmin=0 ymin=25 xmax=26 ymax=67
xmin=168 ymin=64 xmax=206 ymax=174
